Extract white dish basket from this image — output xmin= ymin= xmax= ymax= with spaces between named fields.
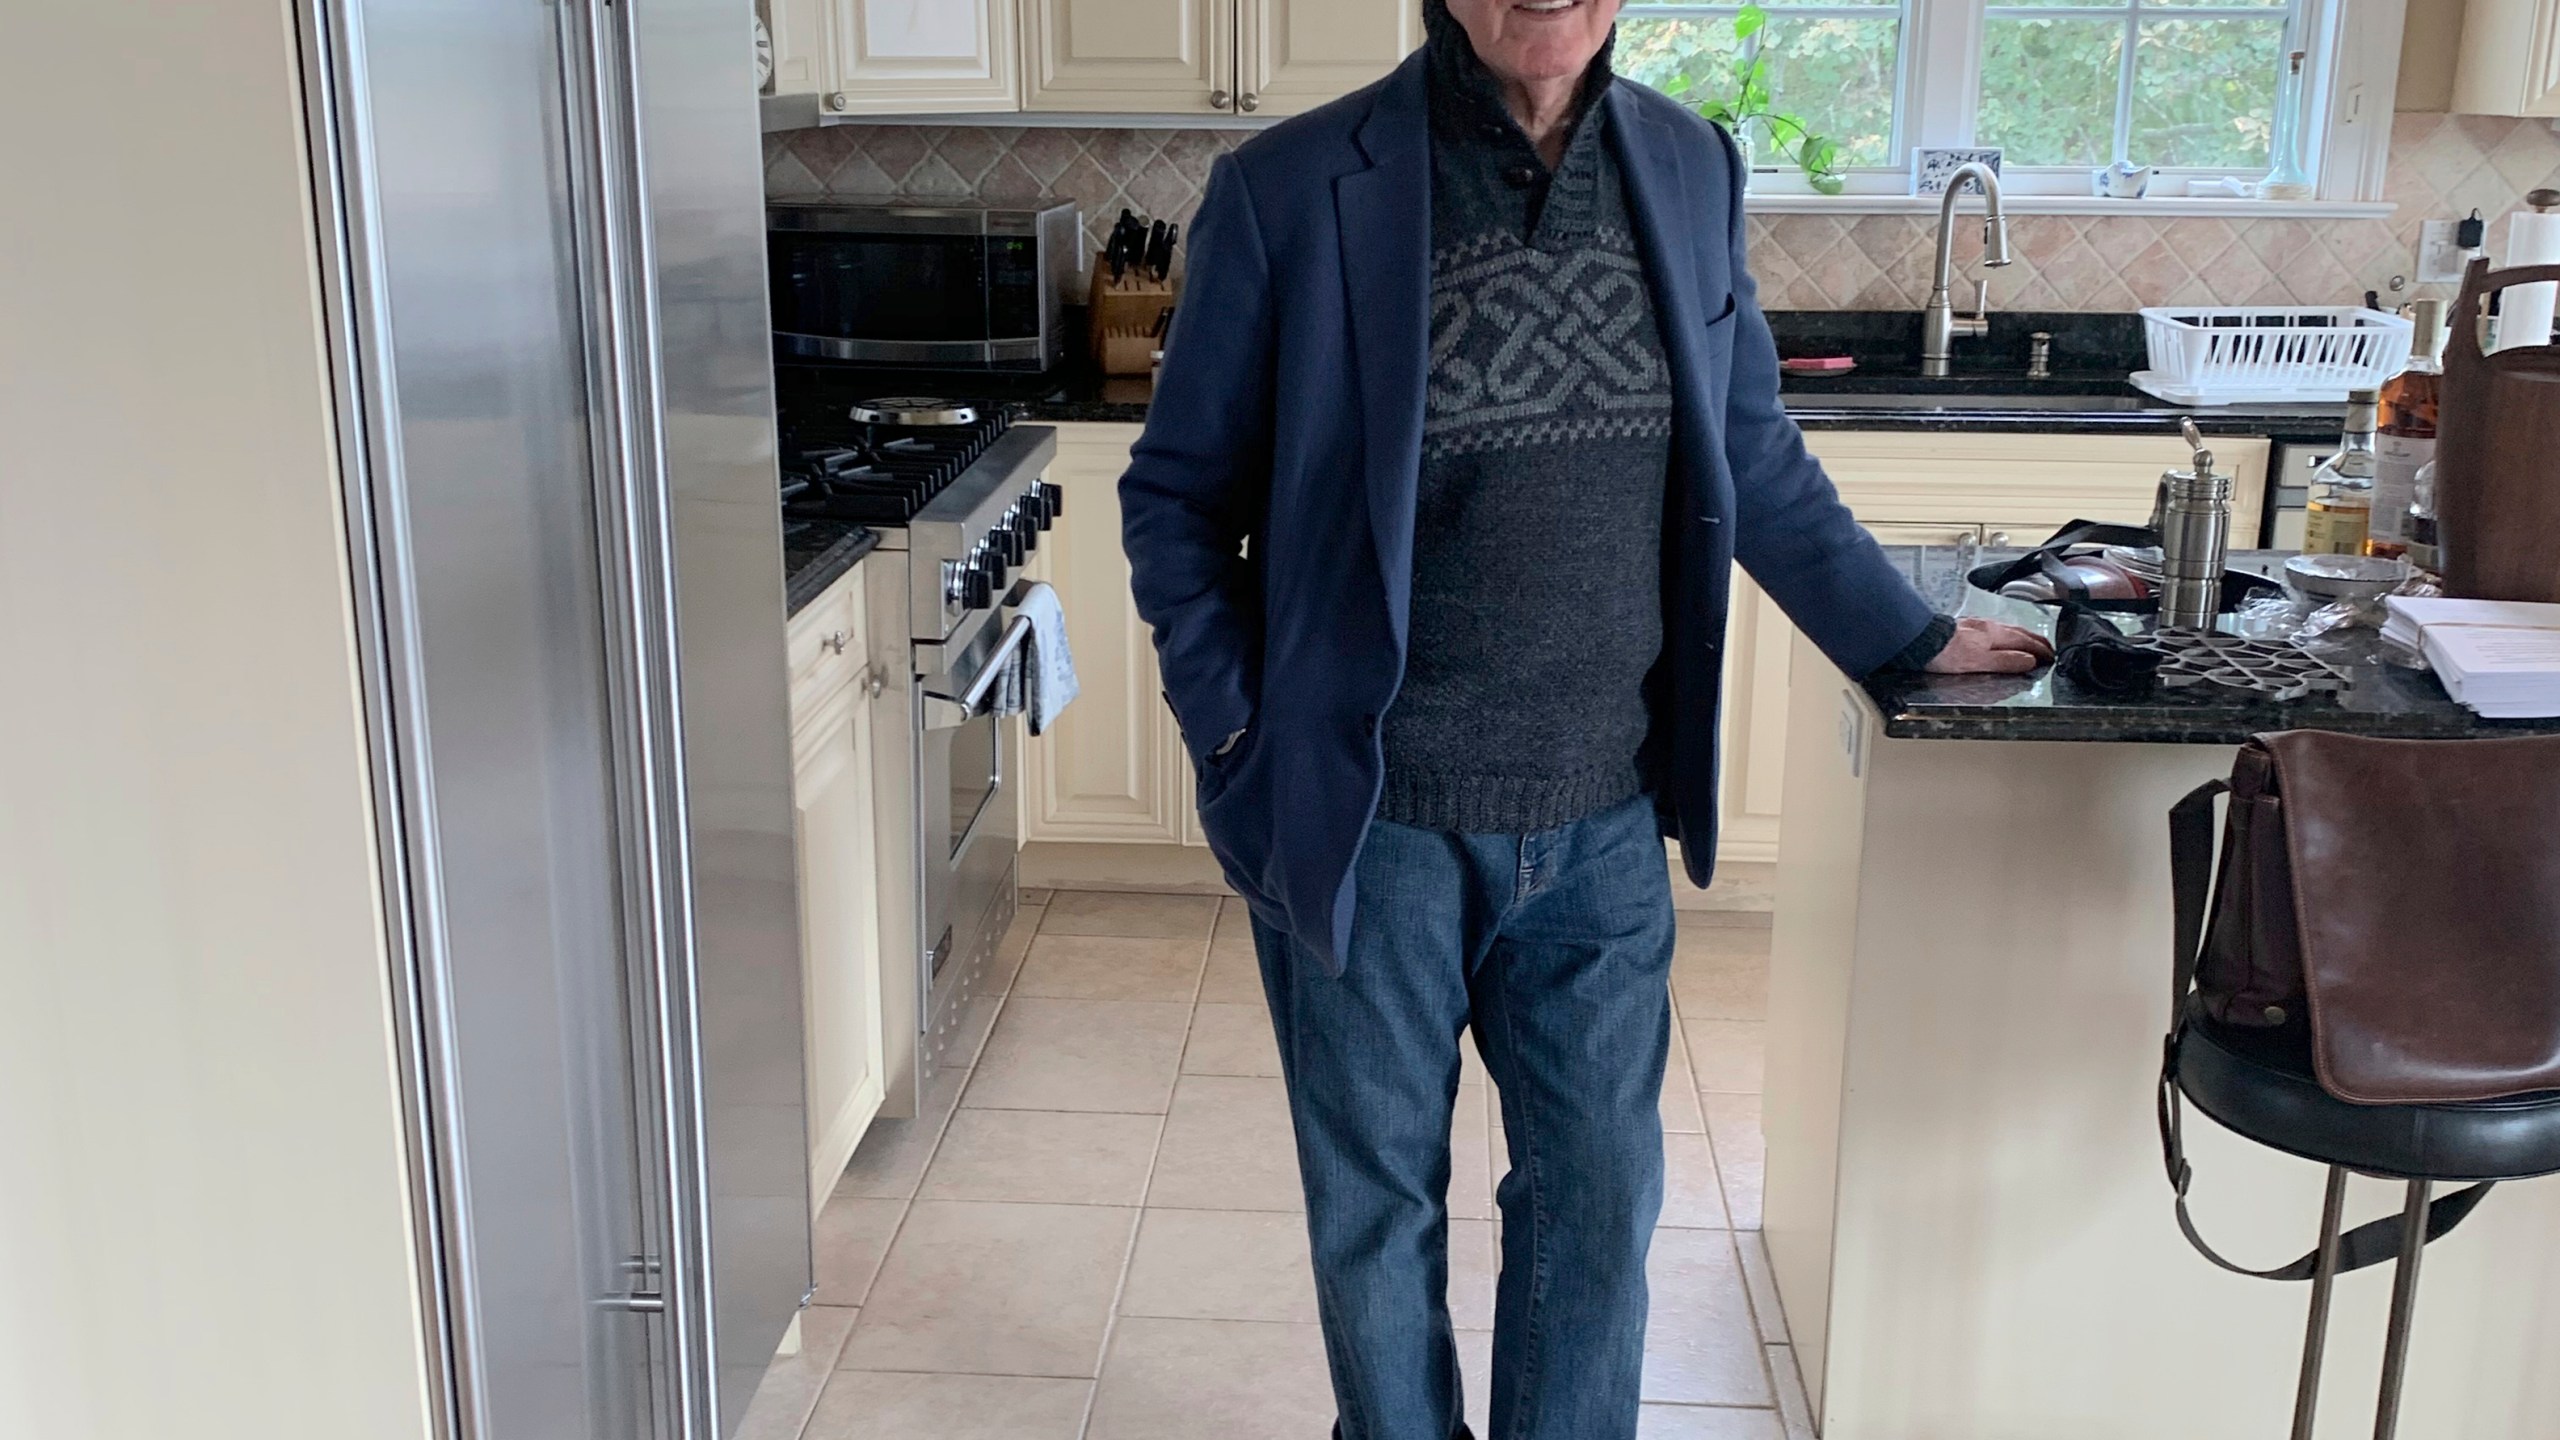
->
xmin=2134 ymin=306 xmax=2414 ymax=406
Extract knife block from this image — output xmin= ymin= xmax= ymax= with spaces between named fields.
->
xmin=1088 ymin=266 xmax=1175 ymax=376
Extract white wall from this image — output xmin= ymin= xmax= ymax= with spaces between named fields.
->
xmin=0 ymin=4 xmax=434 ymax=1439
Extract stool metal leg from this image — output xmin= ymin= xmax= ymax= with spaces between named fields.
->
xmin=2289 ymin=1167 xmax=2351 ymax=1440
xmin=2371 ymin=1179 xmax=2432 ymax=1440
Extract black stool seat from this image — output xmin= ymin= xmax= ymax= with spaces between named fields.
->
xmin=2178 ymin=1010 xmax=2560 ymax=1182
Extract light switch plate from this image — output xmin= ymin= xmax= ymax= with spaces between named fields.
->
xmin=1838 ymin=689 xmax=1868 ymax=778
xmin=2417 ymin=220 xmax=2467 ymax=284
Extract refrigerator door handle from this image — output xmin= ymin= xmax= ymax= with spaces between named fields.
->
xmin=561 ymin=0 xmax=721 ymax=1429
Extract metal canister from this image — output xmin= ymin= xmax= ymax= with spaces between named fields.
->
xmin=2157 ymin=419 xmax=2232 ymax=630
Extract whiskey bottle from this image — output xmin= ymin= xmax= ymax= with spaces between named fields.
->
xmin=2368 ymin=300 xmax=2444 ymax=558
xmin=2304 ymin=389 xmax=2379 ymax=556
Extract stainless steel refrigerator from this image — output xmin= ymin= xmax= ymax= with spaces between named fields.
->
xmin=297 ymin=0 xmax=809 ymax=1435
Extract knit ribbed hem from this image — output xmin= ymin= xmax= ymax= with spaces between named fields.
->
xmin=1375 ymin=760 xmax=1646 ymax=835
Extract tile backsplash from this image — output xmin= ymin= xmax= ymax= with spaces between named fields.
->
xmin=764 ymin=111 xmax=2560 ymax=313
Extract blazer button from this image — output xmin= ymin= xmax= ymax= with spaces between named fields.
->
xmin=1501 ymin=164 xmax=1539 ymax=189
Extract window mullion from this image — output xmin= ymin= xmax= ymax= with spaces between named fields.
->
xmin=1908 ymin=0 xmax=1986 ymax=150
xmin=2112 ymin=0 xmax=2141 ymax=165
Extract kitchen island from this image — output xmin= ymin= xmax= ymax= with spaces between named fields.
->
xmin=1765 ymin=550 xmax=2560 ymax=1440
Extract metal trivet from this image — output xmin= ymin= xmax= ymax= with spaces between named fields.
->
xmin=2129 ymin=629 xmax=2349 ymax=702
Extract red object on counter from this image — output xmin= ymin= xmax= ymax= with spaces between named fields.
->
xmin=1780 ymin=355 xmax=1858 ymax=375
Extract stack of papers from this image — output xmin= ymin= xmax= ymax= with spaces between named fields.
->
xmin=2382 ymin=597 xmax=2560 ymax=718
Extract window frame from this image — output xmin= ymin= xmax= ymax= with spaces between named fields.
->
xmin=1616 ymin=0 xmax=2406 ymax=203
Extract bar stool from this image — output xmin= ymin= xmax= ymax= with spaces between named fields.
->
xmin=2164 ymin=1002 xmax=2560 ymax=1440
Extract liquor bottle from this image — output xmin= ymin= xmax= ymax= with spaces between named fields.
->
xmin=2368 ymin=300 xmax=2444 ymax=558
xmin=2404 ymin=459 xmax=2441 ymax=574
xmin=2304 ymin=389 xmax=2379 ymax=556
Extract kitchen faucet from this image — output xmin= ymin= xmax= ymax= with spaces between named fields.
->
xmin=1920 ymin=161 xmax=2013 ymax=377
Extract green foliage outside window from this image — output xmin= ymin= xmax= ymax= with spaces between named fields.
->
xmin=1616 ymin=0 xmax=2293 ymax=180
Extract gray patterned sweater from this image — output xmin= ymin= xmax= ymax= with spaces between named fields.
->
xmin=1376 ymin=19 xmax=1673 ymax=835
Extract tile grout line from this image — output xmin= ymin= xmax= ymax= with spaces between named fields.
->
xmin=826 ymin=899 xmax=1046 ymax=1375
xmin=1076 ymin=902 xmax=1218 ymax=1440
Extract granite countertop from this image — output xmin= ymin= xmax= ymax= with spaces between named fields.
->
xmin=771 ymin=312 xmax=2352 ymax=439
xmin=1866 ymin=546 xmax=2560 ymax=743
xmin=783 ymin=521 xmax=878 ymax=617
xmin=1014 ymin=371 xmax=2346 ymax=439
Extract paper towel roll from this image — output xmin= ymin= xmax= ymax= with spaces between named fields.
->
xmin=2499 ymin=209 xmax=2560 ymax=352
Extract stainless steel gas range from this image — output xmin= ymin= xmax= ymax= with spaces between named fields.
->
xmin=781 ymin=398 xmax=1062 ymax=1105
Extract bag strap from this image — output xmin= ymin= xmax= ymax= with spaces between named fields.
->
xmin=2155 ymin=773 xmax=2497 ymax=1281
xmin=2167 ymin=777 xmax=2227 ymax=1032
xmin=2158 ymin=1056 xmax=2496 ymax=1280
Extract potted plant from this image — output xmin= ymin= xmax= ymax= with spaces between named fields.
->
xmin=1659 ymin=3 xmax=1846 ymax=195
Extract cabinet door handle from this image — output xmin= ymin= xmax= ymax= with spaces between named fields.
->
xmin=1208 ymin=88 xmax=1232 ymax=110
xmin=821 ymin=630 xmax=850 ymax=655
xmin=1986 ymin=531 xmax=2012 ymax=547
xmin=863 ymin=665 xmax=888 ymax=700
xmin=827 ymin=91 xmax=849 ymax=112
xmin=1237 ymin=91 xmax=1260 ymax=113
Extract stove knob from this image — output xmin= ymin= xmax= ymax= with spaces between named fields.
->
xmin=1014 ymin=508 xmax=1040 ymax=555
xmin=962 ymin=557 xmax=994 ymax=610
xmin=1038 ymin=481 xmax=1063 ymax=529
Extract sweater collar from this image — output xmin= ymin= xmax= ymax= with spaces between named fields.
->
xmin=1424 ymin=3 xmax=1618 ymax=248
xmin=1422 ymin=0 xmax=1617 ymax=158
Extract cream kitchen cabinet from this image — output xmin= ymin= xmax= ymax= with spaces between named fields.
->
xmin=786 ymin=560 xmax=893 ymax=1215
xmin=1021 ymin=0 xmax=1419 ymax=116
xmin=1709 ymin=432 xmax=2269 ymax=862
xmin=2454 ymin=0 xmax=2560 ymax=115
xmin=1018 ymin=422 xmax=1194 ymax=844
xmin=819 ymin=0 xmax=1020 ymax=117
xmin=760 ymin=0 xmax=830 ymax=98
xmin=1031 ymin=421 xmax=2268 ymax=869
xmin=1021 ymin=0 xmax=1231 ymax=113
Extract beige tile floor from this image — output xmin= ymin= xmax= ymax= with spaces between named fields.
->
xmin=738 ymin=890 xmax=1812 ymax=1440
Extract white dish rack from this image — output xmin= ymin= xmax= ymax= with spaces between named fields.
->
xmin=2132 ymin=306 xmax=2414 ymax=406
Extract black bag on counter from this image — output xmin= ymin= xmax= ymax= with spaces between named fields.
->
xmin=1966 ymin=519 xmax=2284 ymax=616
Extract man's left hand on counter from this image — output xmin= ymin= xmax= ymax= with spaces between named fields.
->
xmin=1924 ymin=617 xmax=2056 ymax=675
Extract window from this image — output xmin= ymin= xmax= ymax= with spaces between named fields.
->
xmin=1617 ymin=2 xmax=1906 ymax=170
xmin=1977 ymin=0 xmax=2290 ymax=169
xmin=1613 ymin=0 xmax=2383 ymax=200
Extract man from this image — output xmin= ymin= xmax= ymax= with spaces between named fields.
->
xmin=1120 ymin=1 xmax=2050 ymax=1435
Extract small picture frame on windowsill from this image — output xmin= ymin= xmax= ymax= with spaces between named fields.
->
xmin=1911 ymin=147 xmax=2002 ymax=195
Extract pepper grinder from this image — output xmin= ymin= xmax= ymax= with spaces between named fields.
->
xmin=2157 ymin=417 xmax=2233 ymax=630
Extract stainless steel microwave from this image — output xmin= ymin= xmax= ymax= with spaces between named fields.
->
xmin=767 ymin=198 xmax=1081 ymax=370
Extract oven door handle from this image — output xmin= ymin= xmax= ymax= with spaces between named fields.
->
xmin=921 ymin=614 xmax=1034 ymax=730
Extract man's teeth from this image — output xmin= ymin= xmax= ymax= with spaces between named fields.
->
xmin=1519 ymin=0 xmax=1577 ymax=10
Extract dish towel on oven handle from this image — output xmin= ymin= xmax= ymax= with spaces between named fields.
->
xmin=1006 ymin=580 xmax=1079 ymax=736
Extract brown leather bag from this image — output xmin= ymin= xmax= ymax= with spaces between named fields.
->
xmin=2171 ymin=729 xmax=2560 ymax=1105
xmin=2158 ymin=730 xmax=2560 ymax=1282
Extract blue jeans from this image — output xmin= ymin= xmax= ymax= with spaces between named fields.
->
xmin=1250 ymin=794 xmax=1677 ymax=1440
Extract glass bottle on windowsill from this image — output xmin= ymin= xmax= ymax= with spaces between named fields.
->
xmin=2303 ymin=389 xmax=2378 ymax=556
xmin=2259 ymin=51 xmax=2316 ymax=202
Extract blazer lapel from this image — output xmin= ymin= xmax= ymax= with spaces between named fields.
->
xmin=1605 ymin=87 xmax=1714 ymax=455
xmin=1336 ymin=51 xmax=1432 ymax=651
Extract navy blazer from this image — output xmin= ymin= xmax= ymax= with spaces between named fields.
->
xmin=1120 ymin=49 xmax=1934 ymax=970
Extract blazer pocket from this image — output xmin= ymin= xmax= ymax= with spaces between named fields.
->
xmin=1701 ymin=292 xmax=1740 ymax=369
